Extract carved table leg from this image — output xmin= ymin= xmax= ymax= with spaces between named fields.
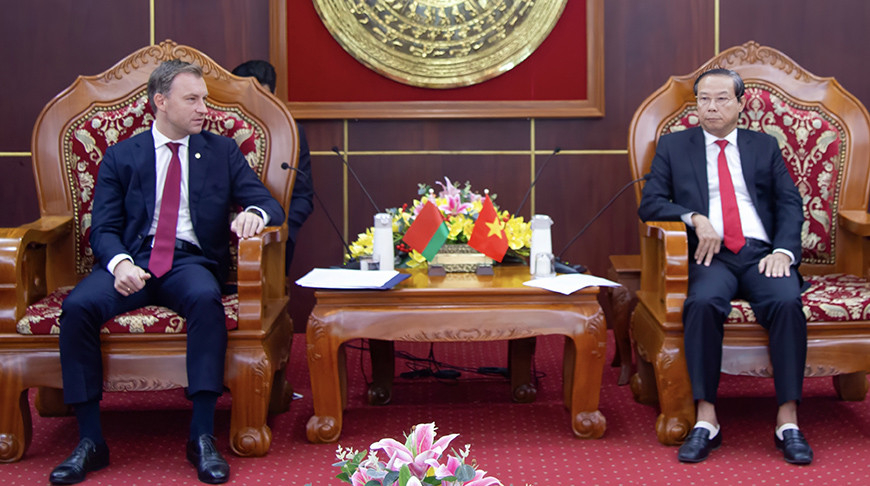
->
xmin=566 ymin=311 xmax=607 ymax=439
xmin=834 ymin=371 xmax=869 ymax=401
xmin=306 ymin=315 xmax=344 ymax=443
xmin=609 ymin=285 xmax=636 ymax=386
xmin=35 ymin=387 xmax=71 ymax=417
xmin=225 ymin=349 xmax=273 ymax=457
xmin=509 ymin=337 xmax=537 ymax=403
xmin=368 ymin=339 xmax=394 ymax=405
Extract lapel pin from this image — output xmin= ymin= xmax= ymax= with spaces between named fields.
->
xmin=194 ymin=152 xmax=201 ymax=159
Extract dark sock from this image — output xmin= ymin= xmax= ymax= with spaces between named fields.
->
xmin=189 ymin=391 xmax=220 ymax=440
xmin=74 ymin=399 xmax=104 ymax=445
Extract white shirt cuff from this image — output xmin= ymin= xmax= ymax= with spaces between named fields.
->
xmin=244 ymin=206 xmax=270 ymax=225
xmin=108 ymin=254 xmax=133 ymax=275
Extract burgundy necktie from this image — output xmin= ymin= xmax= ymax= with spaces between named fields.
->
xmin=715 ymin=139 xmax=745 ymax=254
xmin=149 ymin=142 xmax=182 ymax=277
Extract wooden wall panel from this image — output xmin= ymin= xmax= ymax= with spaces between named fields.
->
xmin=155 ymin=0 xmax=270 ymax=70
xmin=720 ymin=0 xmax=870 ymax=110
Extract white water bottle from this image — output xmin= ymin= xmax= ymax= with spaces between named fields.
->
xmin=372 ymin=213 xmax=394 ymax=271
xmin=529 ymin=214 xmax=554 ymax=276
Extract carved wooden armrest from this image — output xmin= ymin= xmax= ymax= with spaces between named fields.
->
xmin=638 ymin=221 xmax=689 ymax=327
xmin=0 ymin=216 xmax=73 ymax=332
xmin=840 ymin=210 xmax=870 ymax=237
xmin=236 ymin=225 xmax=288 ymax=332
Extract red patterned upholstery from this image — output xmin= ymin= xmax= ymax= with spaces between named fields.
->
xmin=727 ymin=274 xmax=870 ymax=323
xmin=661 ymin=84 xmax=845 ymax=265
xmin=17 ymin=287 xmax=239 ymax=335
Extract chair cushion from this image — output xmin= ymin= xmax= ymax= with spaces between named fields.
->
xmin=727 ymin=274 xmax=870 ymax=323
xmin=16 ymin=287 xmax=239 ymax=335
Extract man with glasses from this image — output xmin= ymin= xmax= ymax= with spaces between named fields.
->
xmin=638 ymin=69 xmax=812 ymax=464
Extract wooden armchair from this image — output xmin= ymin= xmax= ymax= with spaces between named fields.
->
xmin=0 ymin=40 xmax=300 ymax=462
xmin=628 ymin=41 xmax=870 ymax=445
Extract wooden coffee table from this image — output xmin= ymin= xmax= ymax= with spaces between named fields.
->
xmin=305 ymin=265 xmax=607 ymax=443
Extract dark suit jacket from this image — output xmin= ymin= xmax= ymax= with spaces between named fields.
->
xmin=638 ymin=127 xmax=803 ymax=264
xmin=89 ymin=129 xmax=285 ymax=283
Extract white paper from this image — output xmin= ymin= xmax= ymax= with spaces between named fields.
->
xmin=522 ymin=274 xmax=621 ymax=295
xmin=295 ymin=268 xmax=403 ymax=290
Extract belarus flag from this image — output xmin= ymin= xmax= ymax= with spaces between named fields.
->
xmin=468 ymin=194 xmax=509 ymax=262
xmin=402 ymin=200 xmax=448 ymax=261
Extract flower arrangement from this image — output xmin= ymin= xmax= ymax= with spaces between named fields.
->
xmin=332 ymin=422 xmax=501 ymax=486
xmin=347 ymin=178 xmax=532 ymax=267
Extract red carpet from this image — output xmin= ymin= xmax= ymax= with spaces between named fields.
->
xmin=3 ymin=332 xmax=870 ymax=485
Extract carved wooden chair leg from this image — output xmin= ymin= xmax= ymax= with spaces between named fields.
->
xmin=268 ymin=366 xmax=293 ymax=415
xmin=833 ymin=371 xmax=869 ymax=401
xmin=629 ymin=343 xmax=659 ymax=406
xmin=34 ymin=387 xmax=70 ymax=417
xmin=0 ymin=385 xmax=32 ymax=463
xmin=509 ymin=337 xmax=537 ymax=403
xmin=651 ymin=342 xmax=694 ymax=446
xmin=225 ymin=350 xmax=273 ymax=457
xmin=367 ymin=339 xmax=394 ymax=406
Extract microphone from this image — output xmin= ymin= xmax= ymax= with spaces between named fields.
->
xmin=514 ymin=147 xmax=561 ymax=216
xmin=331 ymin=146 xmax=381 ymax=214
xmin=281 ymin=162 xmax=357 ymax=263
xmin=554 ymin=177 xmax=645 ymax=271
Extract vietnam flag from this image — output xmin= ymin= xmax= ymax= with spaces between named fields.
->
xmin=468 ymin=194 xmax=509 ymax=262
xmin=402 ymin=200 xmax=448 ymax=261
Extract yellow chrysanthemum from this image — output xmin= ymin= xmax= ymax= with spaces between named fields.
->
xmin=405 ymin=250 xmax=428 ymax=268
xmin=347 ymin=228 xmax=374 ymax=259
xmin=505 ymin=216 xmax=531 ymax=252
xmin=446 ymin=214 xmax=468 ymax=240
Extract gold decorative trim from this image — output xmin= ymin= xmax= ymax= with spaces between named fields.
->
xmin=312 ymin=0 xmax=568 ymax=89
xmin=702 ymin=40 xmax=813 ymax=82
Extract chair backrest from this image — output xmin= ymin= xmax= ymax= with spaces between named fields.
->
xmin=31 ymin=40 xmax=299 ymax=289
xmin=628 ymin=41 xmax=870 ymax=276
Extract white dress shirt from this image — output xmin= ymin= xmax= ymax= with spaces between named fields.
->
xmin=681 ymin=128 xmax=794 ymax=262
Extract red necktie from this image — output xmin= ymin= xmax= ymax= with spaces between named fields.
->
xmin=149 ymin=142 xmax=182 ymax=277
xmin=715 ymin=139 xmax=745 ymax=253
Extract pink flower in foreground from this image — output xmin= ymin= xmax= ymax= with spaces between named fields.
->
xmin=439 ymin=193 xmax=473 ymax=216
xmin=370 ymin=423 xmax=459 ymax=479
xmin=426 ymin=455 xmax=501 ymax=486
xmin=350 ymin=467 xmax=380 ymax=486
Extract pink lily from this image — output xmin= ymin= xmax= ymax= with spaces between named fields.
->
xmin=426 ymin=456 xmax=501 ymax=486
xmin=370 ymin=423 xmax=459 ymax=479
xmin=350 ymin=467 xmax=380 ymax=486
xmin=439 ymin=193 xmax=473 ymax=216
xmin=436 ymin=177 xmax=461 ymax=199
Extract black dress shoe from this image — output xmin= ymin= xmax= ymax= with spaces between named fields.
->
xmin=678 ymin=427 xmax=722 ymax=463
xmin=49 ymin=438 xmax=110 ymax=485
xmin=775 ymin=429 xmax=813 ymax=464
xmin=187 ymin=434 xmax=230 ymax=484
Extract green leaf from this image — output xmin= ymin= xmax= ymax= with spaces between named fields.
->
xmin=335 ymin=472 xmax=351 ymax=483
xmin=364 ymin=481 xmax=381 ymax=486
xmin=383 ymin=470 xmax=400 ymax=486
xmin=399 ymin=464 xmax=412 ymax=485
xmin=422 ymin=477 xmax=442 ymax=485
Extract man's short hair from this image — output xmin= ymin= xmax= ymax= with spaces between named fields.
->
xmin=231 ymin=60 xmax=276 ymax=94
xmin=147 ymin=60 xmax=203 ymax=111
xmin=693 ymin=68 xmax=745 ymax=101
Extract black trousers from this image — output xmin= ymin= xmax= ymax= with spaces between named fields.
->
xmin=58 ymin=249 xmax=227 ymax=404
xmin=682 ymin=239 xmax=807 ymax=406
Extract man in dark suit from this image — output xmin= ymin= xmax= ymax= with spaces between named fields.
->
xmin=231 ymin=60 xmax=314 ymax=272
xmin=639 ymin=69 xmax=812 ymax=464
xmin=50 ymin=60 xmax=284 ymax=485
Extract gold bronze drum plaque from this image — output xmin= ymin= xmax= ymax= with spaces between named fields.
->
xmin=312 ymin=0 xmax=569 ymax=89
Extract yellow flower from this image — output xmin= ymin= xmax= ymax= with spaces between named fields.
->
xmin=504 ymin=216 xmax=531 ymax=252
xmin=406 ymin=250 xmax=428 ymax=268
xmin=446 ymin=214 xmax=468 ymax=240
xmin=348 ymin=228 xmax=374 ymax=259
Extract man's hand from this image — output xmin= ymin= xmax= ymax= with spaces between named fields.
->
xmin=758 ymin=252 xmax=792 ymax=278
xmin=231 ymin=210 xmax=265 ymax=239
xmin=691 ymin=213 xmax=722 ymax=266
xmin=114 ymin=260 xmax=150 ymax=296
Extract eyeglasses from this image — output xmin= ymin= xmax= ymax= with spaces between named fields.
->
xmin=696 ymin=95 xmax=735 ymax=107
